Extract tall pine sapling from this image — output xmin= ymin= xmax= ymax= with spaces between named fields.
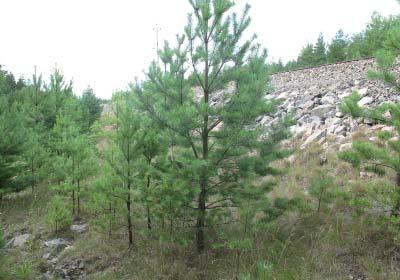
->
xmin=313 ymin=33 xmax=327 ymax=65
xmin=309 ymin=175 xmax=335 ymax=214
xmin=105 ymin=91 xmax=143 ymax=246
xmin=138 ymin=121 xmax=167 ymax=231
xmin=137 ymin=0 xmax=292 ymax=252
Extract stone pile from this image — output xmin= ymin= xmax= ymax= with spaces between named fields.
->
xmin=267 ymin=58 xmax=399 ymax=148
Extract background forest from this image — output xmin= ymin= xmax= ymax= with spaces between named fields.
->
xmin=1 ymin=1 xmax=400 ymax=279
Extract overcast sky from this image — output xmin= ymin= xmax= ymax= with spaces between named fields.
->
xmin=1 ymin=0 xmax=399 ymax=99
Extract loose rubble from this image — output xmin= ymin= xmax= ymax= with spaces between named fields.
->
xmin=268 ymin=58 xmax=399 ymax=149
xmin=41 ymin=223 xmax=88 ymax=279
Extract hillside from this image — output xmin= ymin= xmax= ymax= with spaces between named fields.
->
xmin=1 ymin=1 xmax=400 ymax=280
xmin=1 ymin=59 xmax=399 ymax=280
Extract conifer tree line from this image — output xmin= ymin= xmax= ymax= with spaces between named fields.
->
xmin=269 ymin=12 xmax=400 ymax=73
xmin=0 ymin=67 xmax=102 ymax=199
xmin=1 ymin=0 xmax=400 ymax=257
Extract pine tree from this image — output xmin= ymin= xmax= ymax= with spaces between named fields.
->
xmin=45 ymin=195 xmax=72 ymax=232
xmin=136 ymin=0 xmax=292 ymax=252
xmin=309 ymin=175 xmax=335 ymax=214
xmin=43 ymin=68 xmax=74 ymax=129
xmin=313 ymin=33 xmax=327 ymax=65
xmin=103 ymin=91 xmax=143 ymax=246
xmin=80 ymin=87 xmax=102 ymax=133
xmin=20 ymin=70 xmax=48 ymax=194
xmin=70 ymin=135 xmax=96 ymax=214
xmin=138 ymin=120 xmax=167 ymax=231
xmin=51 ymin=102 xmax=91 ymax=215
xmin=90 ymin=156 xmax=121 ymax=237
xmin=0 ymin=93 xmax=26 ymax=196
xmin=327 ymin=30 xmax=348 ymax=63
xmin=297 ymin=43 xmax=315 ymax=67
xmin=23 ymin=129 xmax=47 ymax=193
xmin=268 ymin=59 xmax=285 ymax=73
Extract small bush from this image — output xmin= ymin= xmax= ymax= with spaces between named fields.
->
xmin=309 ymin=175 xmax=336 ymax=213
xmin=13 ymin=262 xmax=32 ymax=280
xmin=45 ymin=195 xmax=72 ymax=232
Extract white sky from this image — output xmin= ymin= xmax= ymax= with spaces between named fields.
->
xmin=1 ymin=0 xmax=399 ymax=99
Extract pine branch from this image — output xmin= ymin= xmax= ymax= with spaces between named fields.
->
xmin=208 ymin=118 xmax=222 ymax=133
xmin=186 ymin=133 xmax=199 ymax=159
xmin=189 ymin=37 xmax=206 ymax=92
xmin=205 ymin=198 xmax=232 ymax=209
xmin=365 ymin=161 xmax=396 ymax=171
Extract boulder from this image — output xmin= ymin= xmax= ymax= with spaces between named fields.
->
xmin=310 ymin=105 xmax=333 ymax=118
xmin=70 ymin=224 xmax=88 ymax=234
xmin=358 ymin=88 xmax=368 ymax=96
xmin=44 ymin=238 xmax=70 ymax=253
xmin=320 ymin=95 xmax=336 ymax=105
xmin=298 ymin=100 xmax=314 ymax=110
xmin=338 ymin=91 xmax=352 ymax=100
xmin=7 ymin=233 xmax=31 ymax=247
xmin=301 ymin=129 xmax=327 ymax=149
xmin=335 ymin=111 xmax=344 ymax=118
xmin=260 ymin=115 xmax=273 ymax=126
xmin=358 ymin=96 xmax=373 ymax=107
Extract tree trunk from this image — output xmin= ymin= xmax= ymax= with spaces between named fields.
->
xmin=109 ymin=201 xmax=112 ymax=237
xmin=127 ymin=184 xmax=133 ymax=246
xmin=147 ymin=207 xmax=152 ymax=231
xmin=395 ymin=172 xmax=400 ymax=216
xmin=31 ymin=158 xmax=35 ymax=194
xmin=146 ymin=174 xmax=152 ymax=231
xmin=77 ymin=179 xmax=80 ymax=214
xmin=196 ymin=125 xmax=208 ymax=253
xmin=196 ymin=186 xmax=206 ymax=253
xmin=195 ymin=32 xmax=209 ymax=254
xmin=126 ymin=136 xmax=133 ymax=246
xmin=72 ymin=156 xmax=75 ymax=215
xmin=72 ymin=190 xmax=75 ymax=216
xmin=397 ymin=172 xmax=400 ymax=187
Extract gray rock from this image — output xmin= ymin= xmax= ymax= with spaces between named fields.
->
xmin=260 ymin=116 xmax=273 ymax=126
xmin=363 ymin=118 xmax=374 ymax=125
xmin=43 ymin=252 xmax=51 ymax=260
xmin=358 ymin=87 xmax=368 ymax=96
xmin=319 ymin=155 xmax=328 ymax=165
xmin=44 ymin=238 xmax=70 ymax=253
xmin=320 ymin=95 xmax=336 ymax=105
xmin=7 ymin=233 xmax=31 ymax=247
xmin=70 ymin=224 xmax=88 ymax=234
xmin=298 ymin=100 xmax=314 ymax=110
xmin=42 ymin=271 xmax=54 ymax=280
xmin=78 ymin=260 xmax=85 ymax=269
xmin=335 ymin=111 xmax=344 ymax=118
xmin=358 ymin=96 xmax=373 ymax=106
xmin=310 ymin=105 xmax=333 ymax=118
xmin=49 ymin=257 xmax=58 ymax=265
xmin=301 ymin=129 xmax=327 ymax=149
xmin=334 ymin=125 xmax=346 ymax=135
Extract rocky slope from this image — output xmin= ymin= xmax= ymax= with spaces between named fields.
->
xmin=268 ymin=58 xmax=399 ymax=149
